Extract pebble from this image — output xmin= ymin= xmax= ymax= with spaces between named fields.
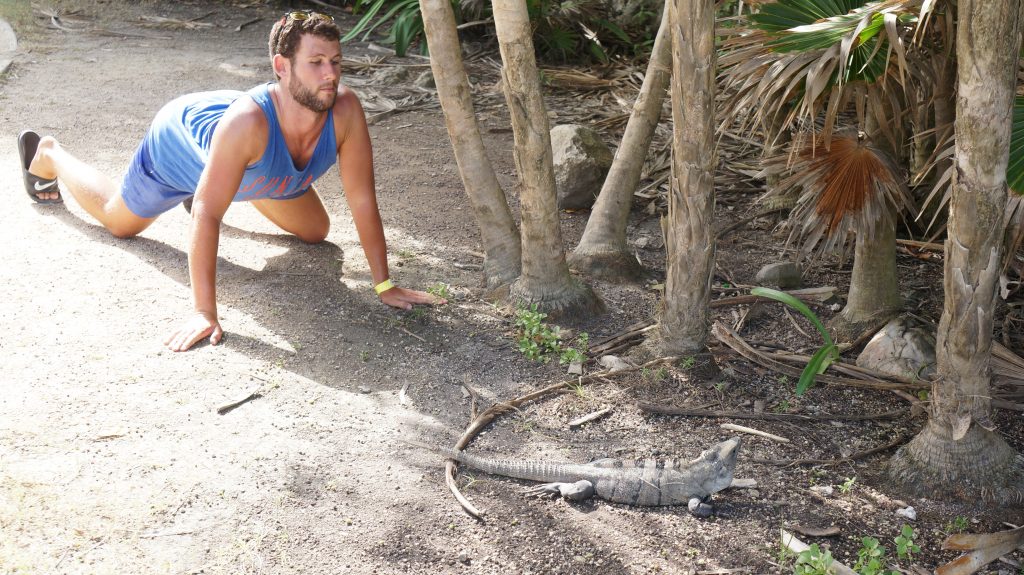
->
xmin=810 ymin=485 xmax=833 ymax=496
xmin=896 ymin=506 xmax=917 ymax=520
xmin=598 ymin=355 xmax=631 ymax=372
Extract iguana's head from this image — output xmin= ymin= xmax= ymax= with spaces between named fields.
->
xmin=696 ymin=436 xmax=742 ymax=495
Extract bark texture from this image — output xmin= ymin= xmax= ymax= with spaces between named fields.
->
xmin=420 ymin=0 xmax=522 ymax=289
xmin=491 ymin=0 xmax=601 ymax=317
xmin=651 ymin=0 xmax=717 ymax=355
xmin=828 ymin=210 xmax=901 ymax=341
xmin=888 ymin=0 xmax=1024 ymax=503
xmin=567 ymin=1 xmax=672 ymax=281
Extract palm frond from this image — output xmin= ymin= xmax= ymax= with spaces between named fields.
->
xmin=762 ymin=132 xmax=916 ymax=258
xmin=719 ymin=0 xmax=921 ymax=146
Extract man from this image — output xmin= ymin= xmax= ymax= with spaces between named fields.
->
xmin=16 ymin=11 xmax=442 ymax=352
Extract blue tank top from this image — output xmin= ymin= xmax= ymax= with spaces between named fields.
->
xmin=145 ymin=83 xmax=337 ymax=202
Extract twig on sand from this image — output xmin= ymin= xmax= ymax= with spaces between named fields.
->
xmin=216 ymin=386 xmax=262 ymax=415
xmin=235 ymin=17 xmax=261 ymax=32
xmin=720 ymin=423 xmax=789 ymax=443
xmin=750 ymin=434 xmax=910 ymax=467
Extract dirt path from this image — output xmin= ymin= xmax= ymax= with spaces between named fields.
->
xmin=2 ymin=2 xmax=1022 ymax=575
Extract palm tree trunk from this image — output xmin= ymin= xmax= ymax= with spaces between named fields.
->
xmin=491 ymin=0 xmax=602 ymax=317
xmin=568 ymin=0 xmax=672 ymax=281
xmin=888 ymin=0 xmax=1024 ymax=503
xmin=651 ymin=0 xmax=717 ymax=355
xmin=420 ymin=0 xmax=522 ymax=289
xmin=828 ymin=209 xmax=902 ymax=340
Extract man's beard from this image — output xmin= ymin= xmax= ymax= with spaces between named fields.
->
xmin=289 ymin=78 xmax=336 ymax=113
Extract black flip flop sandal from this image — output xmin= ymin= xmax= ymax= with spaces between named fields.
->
xmin=17 ymin=130 xmax=62 ymax=204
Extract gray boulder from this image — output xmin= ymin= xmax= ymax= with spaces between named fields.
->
xmin=856 ymin=315 xmax=936 ymax=379
xmin=550 ymin=124 xmax=613 ymax=210
xmin=755 ymin=262 xmax=802 ymax=289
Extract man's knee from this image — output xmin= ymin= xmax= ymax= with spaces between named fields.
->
xmin=296 ymin=220 xmax=330 ymax=244
xmin=107 ymin=223 xmax=142 ymax=239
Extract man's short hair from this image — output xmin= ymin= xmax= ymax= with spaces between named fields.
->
xmin=268 ymin=12 xmax=342 ymax=78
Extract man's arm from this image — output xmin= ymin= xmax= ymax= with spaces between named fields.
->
xmin=334 ymin=86 xmax=443 ymax=309
xmin=164 ymin=104 xmax=263 ymax=351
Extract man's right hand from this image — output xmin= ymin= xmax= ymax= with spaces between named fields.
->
xmin=164 ymin=311 xmax=223 ymax=352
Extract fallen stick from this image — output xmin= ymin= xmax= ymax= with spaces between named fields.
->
xmin=781 ymin=529 xmax=857 ymax=575
xmin=712 ymin=322 xmax=924 ymax=392
xmin=216 ymin=386 xmax=262 ymax=415
xmin=235 ymin=17 xmax=261 ymax=32
xmin=637 ymin=403 xmax=907 ymax=422
xmin=568 ymin=407 xmax=613 ymax=428
xmin=751 ymin=434 xmax=909 ymax=467
xmin=720 ymin=423 xmax=789 ymax=443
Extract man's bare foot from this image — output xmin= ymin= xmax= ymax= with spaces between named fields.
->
xmin=28 ymin=137 xmax=59 ymax=201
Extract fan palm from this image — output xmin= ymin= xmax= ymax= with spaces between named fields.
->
xmin=720 ymin=0 xmax=931 ymax=337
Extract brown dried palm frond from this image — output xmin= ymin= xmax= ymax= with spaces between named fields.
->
xmin=763 ymin=131 xmax=916 ymax=258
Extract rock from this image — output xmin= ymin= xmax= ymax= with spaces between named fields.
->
xmin=372 ymin=66 xmax=412 ymax=86
xmin=458 ymin=550 xmax=471 ymax=565
xmin=0 ymin=18 xmax=16 ymax=76
xmin=550 ymin=124 xmax=613 ymax=210
xmin=755 ymin=262 xmax=802 ymax=289
xmin=810 ymin=485 xmax=833 ymax=496
xmin=413 ymin=69 xmax=435 ymax=89
xmin=598 ymin=355 xmax=631 ymax=373
xmin=358 ymin=386 xmax=371 ymax=394
xmin=896 ymin=506 xmax=917 ymax=520
xmin=856 ymin=315 xmax=936 ymax=379
xmin=566 ymin=361 xmax=583 ymax=375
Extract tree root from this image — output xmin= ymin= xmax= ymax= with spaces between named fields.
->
xmin=508 ymin=275 xmax=604 ymax=320
xmin=566 ymin=247 xmax=644 ymax=282
xmin=887 ymin=421 xmax=1024 ymax=504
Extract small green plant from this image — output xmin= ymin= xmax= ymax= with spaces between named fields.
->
xmin=792 ymin=544 xmax=833 ymax=575
xmin=944 ymin=515 xmax=969 ymax=535
xmin=894 ymin=525 xmax=920 ymax=562
xmin=851 ymin=537 xmax=898 ymax=575
xmin=559 ymin=332 xmax=589 ymax=365
xmin=427 ymin=282 xmax=452 ymax=300
xmin=751 ymin=287 xmax=839 ymax=395
xmin=838 ymin=476 xmax=857 ymax=494
xmin=514 ymin=305 xmax=562 ymax=362
xmin=513 ymin=305 xmax=587 ymax=364
xmin=568 ymin=380 xmax=588 ymax=399
xmin=774 ymin=399 xmax=792 ymax=413
xmin=360 ymin=350 xmax=371 ymax=362
xmin=680 ymin=356 xmax=697 ymax=369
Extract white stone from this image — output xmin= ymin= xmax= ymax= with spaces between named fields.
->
xmin=598 ymin=355 xmax=631 ymax=373
xmin=856 ymin=316 xmax=936 ymax=379
xmin=896 ymin=506 xmax=917 ymax=520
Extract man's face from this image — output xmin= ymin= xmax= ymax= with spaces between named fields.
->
xmin=286 ymin=34 xmax=342 ymax=113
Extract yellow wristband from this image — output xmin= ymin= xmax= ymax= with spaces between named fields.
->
xmin=374 ymin=279 xmax=395 ymax=295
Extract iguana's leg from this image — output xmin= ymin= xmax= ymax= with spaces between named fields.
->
xmin=523 ymin=480 xmax=595 ymax=501
xmin=687 ymin=496 xmax=714 ymax=518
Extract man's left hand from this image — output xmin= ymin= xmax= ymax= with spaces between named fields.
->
xmin=379 ymin=286 xmax=446 ymax=310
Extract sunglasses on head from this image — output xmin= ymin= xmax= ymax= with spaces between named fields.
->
xmin=284 ymin=10 xmax=335 ymax=22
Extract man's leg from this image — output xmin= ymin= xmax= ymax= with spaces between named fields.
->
xmin=250 ymin=186 xmax=330 ymax=244
xmin=30 ymin=137 xmax=156 ymax=238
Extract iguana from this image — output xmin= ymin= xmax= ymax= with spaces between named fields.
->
xmin=412 ymin=437 xmax=742 ymax=516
